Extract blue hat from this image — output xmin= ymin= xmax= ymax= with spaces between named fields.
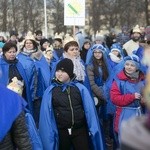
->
xmin=110 ymin=43 xmax=122 ymax=53
xmin=86 ymin=44 xmax=107 ymax=65
xmin=92 ymin=44 xmax=105 ymax=53
xmin=124 ymin=54 xmax=140 ymax=70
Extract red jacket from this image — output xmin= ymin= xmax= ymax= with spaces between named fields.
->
xmin=110 ymin=70 xmax=145 ymax=132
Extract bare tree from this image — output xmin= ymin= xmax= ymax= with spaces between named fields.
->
xmin=0 ymin=0 xmax=148 ymax=34
xmin=19 ymin=0 xmax=30 ymax=33
xmin=0 ymin=0 xmax=9 ymax=32
xmin=48 ymin=0 xmax=66 ymax=33
xmin=88 ymin=0 xmax=146 ymax=32
xmin=11 ymin=0 xmax=17 ymax=31
xmin=145 ymin=0 xmax=150 ymax=25
xmin=27 ymin=0 xmax=43 ymax=32
xmin=100 ymin=0 xmax=120 ymax=29
xmin=88 ymin=0 xmax=101 ymax=34
xmin=118 ymin=0 xmax=145 ymax=28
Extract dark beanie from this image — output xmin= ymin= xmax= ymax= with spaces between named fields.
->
xmin=10 ymin=30 xmax=18 ymax=37
xmin=56 ymin=58 xmax=74 ymax=79
xmin=35 ymin=30 xmax=42 ymax=35
xmin=40 ymin=38 xmax=49 ymax=46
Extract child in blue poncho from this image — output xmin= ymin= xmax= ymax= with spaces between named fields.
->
xmin=110 ymin=55 xmax=145 ymax=147
xmin=39 ymin=58 xmax=105 ymax=150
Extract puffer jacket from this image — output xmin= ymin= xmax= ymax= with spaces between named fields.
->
xmin=52 ymin=83 xmax=86 ymax=129
xmin=0 ymin=111 xmax=32 ymax=150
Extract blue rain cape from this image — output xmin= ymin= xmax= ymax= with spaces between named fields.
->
xmin=105 ymin=53 xmax=147 ymax=114
xmin=114 ymin=76 xmax=145 ymax=142
xmin=25 ymin=112 xmax=43 ymax=150
xmin=0 ymin=57 xmax=33 ymax=114
xmin=17 ymin=53 xmax=51 ymax=100
xmin=39 ymin=81 xmax=105 ymax=150
xmin=0 ymin=84 xmax=26 ymax=141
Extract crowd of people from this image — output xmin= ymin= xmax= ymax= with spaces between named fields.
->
xmin=0 ymin=25 xmax=150 ymax=150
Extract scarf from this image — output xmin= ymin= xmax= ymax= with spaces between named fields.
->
xmin=22 ymin=48 xmax=43 ymax=60
xmin=109 ymin=52 xmax=122 ymax=63
xmin=63 ymin=53 xmax=85 ymax=81
xmin=124 ymin=69 xmax=140 ymax=80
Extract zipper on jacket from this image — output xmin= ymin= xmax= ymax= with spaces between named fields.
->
xmin=66 ymin=87 xmax=74 ymax=127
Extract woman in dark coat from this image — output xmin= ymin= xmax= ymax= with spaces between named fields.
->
xmin=0 ymin=42 xmax=32 ymax=113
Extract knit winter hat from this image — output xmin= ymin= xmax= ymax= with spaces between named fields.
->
xmin=40 ymin=38 xmax=49 ymax=46
xmin=124 ymin=54 xmax=140 ymax=70
xmin=92 ymin=44 xmax=105 ymax=53
xmin=10 ymin=30 xmax=18 ymax=37
xmin=35 ymin=30 xmax=42 ymax=35
xmin=110 ymin=43 xmax=122 ymax=53
xmin=83 ymin=38 xmax=91 ymax=44
xmin=56 ymin=58 xmax=74 ymax=79
xmin=95 ymin=31 xmax=105 ymax=42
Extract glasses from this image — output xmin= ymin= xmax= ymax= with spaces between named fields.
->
xmin=93 ymin=51 xmax=102 ymax=54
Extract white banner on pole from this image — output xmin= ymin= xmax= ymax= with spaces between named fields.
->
xmin=64 ymin=0 xmax=85 ymax=26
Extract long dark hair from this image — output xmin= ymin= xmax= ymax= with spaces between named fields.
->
xmin=92 ymin=54 xmax=109 ymax=81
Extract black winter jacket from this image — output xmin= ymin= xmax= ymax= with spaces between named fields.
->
xmin=0 ymin=111 xmax=32 ymax=150
xmin=52 ymin=85 xmax=86 ymax=129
